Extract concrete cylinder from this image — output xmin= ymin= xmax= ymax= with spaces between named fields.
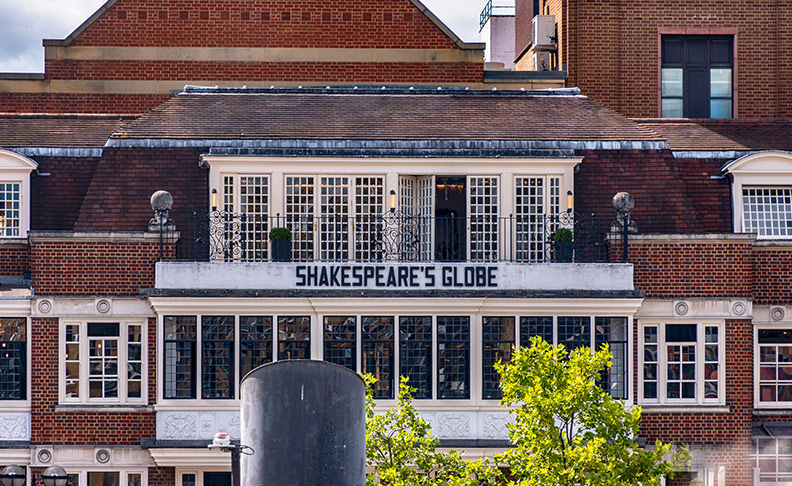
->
xmin=240 ymin=360 xmax=366 ymax=486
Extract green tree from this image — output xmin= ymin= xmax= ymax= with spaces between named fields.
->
xmin=364 ymin=375 xmax=503 ymax=486
xmin=495 ymin=337 xmax=670 ymax=486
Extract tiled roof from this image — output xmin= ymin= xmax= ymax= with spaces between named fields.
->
xmin=636 ymin=119 xmax=792 ymax=152
xmin=0 ymin=114 xmax=134 ymax=148
xmin=111 ymin=88 xmax=663 ymax=142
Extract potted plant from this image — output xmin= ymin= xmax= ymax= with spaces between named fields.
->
xmin=552 ymin=227 xmax=573 ymax=262
xmin=269 ymin=227 xmax=292 ymax=262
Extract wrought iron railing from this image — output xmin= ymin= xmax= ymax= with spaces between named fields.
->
xmin=157 ymin=210 xmax=630 ymax=264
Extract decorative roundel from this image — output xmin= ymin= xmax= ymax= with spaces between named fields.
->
xmin=674 ymin=302 xmax=690 ymax=316
xmin=38 ymin=299 xmax=52 ymax=314
xmin=772 ymin=307 xmax=786 ymax=322
xmin=732 ymin=302 xmax=746 ymax=316
xmin=96 ymin=299 xmax=111 ymax=314
xmin=37 ymin=449 xmax=52 ymax=464
xmin=96 ymin=449 xmax=111 ymax=464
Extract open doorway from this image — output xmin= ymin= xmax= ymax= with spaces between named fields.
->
xmin=435 ymin=176 xmax=466 ymax=261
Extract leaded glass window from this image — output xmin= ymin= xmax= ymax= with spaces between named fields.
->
xmin=278 ymin=316 xmax=310 ymax=360
xmin=0 ymin=318 xmax=25 ymax=400
xmin=399 ymin=316 xmax=432 ymax=399
xmin=482 ymin=317 xmax=513 ymax=399
xmin=240 ymin=316 xmax=273 ymax=377
xmin=362 ymin=316 xmax=394 ymax=399
xmin=201 ymin=316 xmax=234 ymax=399
xmin=164 ymin=316 xmax=196 ymax=399
xmin=437 ymin=316 xmax=470 ymax=399
xmin=323 ymin=316 xmax=357 ymax=371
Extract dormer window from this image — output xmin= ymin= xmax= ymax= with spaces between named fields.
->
xmin=724 ymin=152 xmax=792 ymax=239
xmin=0 ymin=149 xmax=37 ymax=238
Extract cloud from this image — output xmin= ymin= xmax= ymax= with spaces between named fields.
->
xmin=0 ymin=0 xmax=106 ymax=72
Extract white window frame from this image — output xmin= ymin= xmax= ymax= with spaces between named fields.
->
xmin=0 ymin=310 xmax=31 ymax=411
xmin=754 ymin=324 xmax=792 ymax=409
xmin=0 ymin=149 xmax=36 ymax=239
xmin=638 ymin=320 xmax=725 ymax=406
xmin=724 ymin=151 xmax=792 ymax=239
xmin=59 ymin=319 xmax=148 ymax=405
xmin=175 ymin=469 xmax=230 ymax=486
xmin=62 ymin=468 xmax=147 ymax=486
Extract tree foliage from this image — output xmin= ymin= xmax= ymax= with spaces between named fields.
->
xmin=364 ymin=375 xmax=503 ymax=486
xmin=495 ymin=337 xmax=671 ymax=486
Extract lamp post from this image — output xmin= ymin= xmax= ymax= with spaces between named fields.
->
xmin=150 ymin=190 xmax=174 ymax=261
xmin=208 ymin=431 xmax=253 ymax=486
xmin=0 ymin=465 xmax=25 ymax=486
xmin=612 ymin=191 xmax=634 ymax=262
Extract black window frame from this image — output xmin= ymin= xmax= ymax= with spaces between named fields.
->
xmin=661 ymin=34 xmax=734 ymax=119
xmin=163 ymin=315 xmax=197 ymax=400
xmin=0 ymin=317 xmax=26 ymax=400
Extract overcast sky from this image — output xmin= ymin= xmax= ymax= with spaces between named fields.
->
xmin=0 ymin=0 xmax=485 ymax=73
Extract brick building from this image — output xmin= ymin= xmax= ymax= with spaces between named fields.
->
xmin=514 ymin=0 xmax=792 ymax=119
xmin=0 ymin=1 xmax=791 ymax=486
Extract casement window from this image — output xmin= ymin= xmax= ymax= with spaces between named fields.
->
xmin=753 ymin=437 xmax=792 ymax=485
xmin=60 ymin=470 xmax=146 ymax=486
xmin=661 ymin=35 xmax=733 ymax=119
xmin=742 ymin=187 xmax=792 ymax=239
xmin=0 ymin=149 xmax=36 ymax=238
xmin=639 ymin=322 xmax=723 ymax=405
xmin=61 ymin=321 xmax=146 ymax=404
xmin=218 ymin=175 xmax=270 ymax=261
xmin=482 ymin=316 xmax=628 ymax=400
xmin=514 ymin=176 xmax=560 ymax=262
xmin=756 ymin=328 xmax=792 ymax=407
xmin=0 ymin=318 xmax=26 ymax=400
xmin=178 ymin=471 xmax=231 ymax=486
xmin=163 ymin=315 xmax=309 ymax=400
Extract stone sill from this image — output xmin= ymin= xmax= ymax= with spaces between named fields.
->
xmin=55 ymin=404 xmax=154 ymax=413
xmin=640 ymin=406 xmax=730 ymax=414
xmin=753 ymin=409 xmax=792 ymax=416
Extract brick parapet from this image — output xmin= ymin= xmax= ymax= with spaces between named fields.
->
xmin=29 ymin=232 xmax=171 ymax=296
xmin=0 ymin=241 xmax=30 ymax=278
xmin=29 ymin=317 xmax=156 ymax=445
xmin=629 ymin=235 xmax=754 ymax=298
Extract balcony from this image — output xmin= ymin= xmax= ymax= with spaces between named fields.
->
xmin=154 ymin=211 xmax=634 ymax=293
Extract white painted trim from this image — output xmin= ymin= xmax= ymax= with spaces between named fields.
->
xmin=0 ymin=150 xmax=36 ymax=239
xmin=637 ymin=320 xmax=725 ymax=406
xmin=154 ymin=451 xmax=232 ymax=468
xmin=59 ymin=319 xmax=148 ymax=405
xmin=753 ymin=323 xmax=792 ymax=409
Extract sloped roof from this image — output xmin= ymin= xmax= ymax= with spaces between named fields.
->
xmin=110 ymin=87 xmax=663 ymax=143
xmin=636 ymin=119 xmax=792 ymax=152
xmin=0 ymin=114 xmax=134 ymax=148
xmin=45 ymin=0 xmax=482 ymax=50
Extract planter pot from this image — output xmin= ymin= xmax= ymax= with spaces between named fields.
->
xmin=553 ymin=241 xmax=573 ymax=262
xmin=271 ymin=239 xmax=292 ymax=262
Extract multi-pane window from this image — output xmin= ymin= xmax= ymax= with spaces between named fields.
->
xmin=278 ymin=316 xmax=311 ymax=360
xmin=753 ymin=437 xmax=792 ymax=484
xmin=399 ymin=316 xmax=433 ymax=399
xmin=515 ymin=176 xmax=560 ymax=262
xmin=62 ymin=321 xmax=146 ymax=403
xmin=639 ymin=322 xmax=723 ymax=404
xmin=468 ymin=177 xmax=499 ymax=262
xmin=757 ymin=328 xmax=792 ymax=405
xmin=0 ymin=182 xmax=20 ymax=237
xmin=354 ymin=177 xmax=384 ymax=261
xmin=482 ymin=317 xmax=514 ymax=399
xmin=320 ymin=177 xmax=350 ymax=261
xmin=437 ymin=316 xmax=470 ymax=399
xmin=0 ymin=318 xmax=25 ymax=400
xmin=164 ymin=316 xmax=196 ymax=399
xmin=201 ymin=316 xmax=234 ymax=399
xmin=362 ymin=317 xmax=395 ymax=399
xmin=239 ymin=316 xmax=272 ymax=378
xmin=661 ymin=35 xmax=733 ymax=118
xmin=285 ymin=176 xmax=315 ymax=261
xmin=743 ymin=187 xmax=792 ymax=239
xmin=163 ymin=315 xmax=310 ymax=400
xmin=216 ymin=175 xmax=269 ymax=261
xmin=512 ymin=316 xmax=627 ymax=400
xmin=323 ymin=316 xmax=357 ymax=371
xmin=58 ymin=470 xmax=146 ymax=486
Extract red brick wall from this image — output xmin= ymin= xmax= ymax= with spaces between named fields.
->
xmin=30 ymin=239 xmax=162 ymax=296
xmin=752 ymin=246 xmax=792 ymax=304
xmin=68 ymin=0 xmax=457 ymax=49
xmin=630 ymin=238 xmax=753 ymax=298
xmin=149 ymin=467 xmax=176 ymax=486
xmin=43 ymin=60 xmax=482 ymax=84
xmin=639 ymin=319 xmax=753 ymax=486
xmin=0 ymin=244 xmax=30 ymax=278
xmin=30 ymin=317 xmax=156 ymax=445
xmin=32 ymin=156 xmax=102 ymax=231
xmin=515 ymin=0 xmax=791 ymax=118
xmin=0 ymin=93 xmax=171 ymax=115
